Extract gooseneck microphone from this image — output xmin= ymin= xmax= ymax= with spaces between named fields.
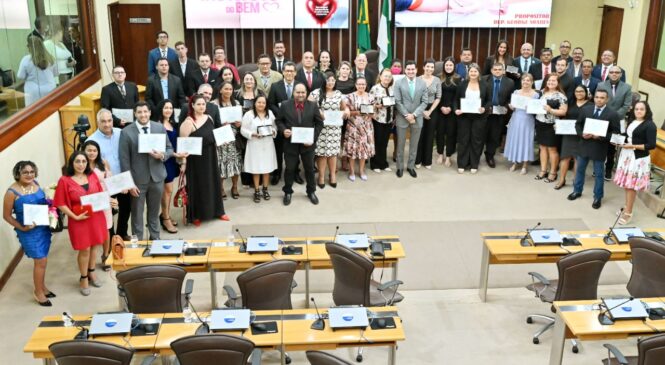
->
xmin=597 ymin=296 xmax=635 ymax=325
xmin=603 ymin=208 xmax=624 ymax=245
xmin=62 ymin=312 xmax=89 ymax=340
xmin=101 ymin=58 xmax=114 ymax=80
xmin=520 ymin=222 xmax=541 ymax=247
xmin=310 ymin=297 xmax=325 ymax=331
xmin=331 ymin=225 xmax=340 ymax=244
xmin=236 ymin=228 xmax=247 ymax=253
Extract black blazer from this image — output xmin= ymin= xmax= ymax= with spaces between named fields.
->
xmin=276 ymin=99 xmax=324 ymax=151
xmin=168 ymin=58 xmax=198 ymax=81
xmin=353 ymin=69 xmax=377 ymax=85
xmin=482 ymin=55 xmax=514 ymax=76
xmin=575 ymin=104 xmax=621 ymax=160
xmin=295 ymin=68 xmax=326 ymax=93
xmin=145 ymin=74 xmax=187 ymax=117
xmin=625 ymin=119 xmax=657 ymax=159
xmin=557 ymin=73 xmax=575 ymax=100
xmin=528 ymin=62 xmax=553 ymax=82
xmin=267 ymin=80 xmax=294 ymax=118
xmin=574 ymin=76 xmax=601 ymax=96
xmin=100 ymin=81 xmax=140 ymax=128
xmin=453 ymin=80 xmax=492 ymax=114
xmin=270 ymin=56 xmax=292 ymax=73
xmin=481 ymin=75 xmax=514 ymax=106
xmin=185 ymin=68 xmax=221 ymax=97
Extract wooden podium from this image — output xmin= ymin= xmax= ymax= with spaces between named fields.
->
xmin=79 ymin=85 xmax=145 ymax=119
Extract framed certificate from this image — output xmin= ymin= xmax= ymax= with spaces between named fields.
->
xmin=111 ymin=108 xmax=133 ymax=122
xmin=323 ymin=110 xmax=344 ymax=127
xmin=23 ymin=204 xmax=49 ymax=226
xmin=257 ymin=125 xmax=273 ymax=137
xmin=610 ymin=134 xmax=626 ymax=145
xmin=219 ymin=105 xmax=243 ymax=123
xmin=243 ymin=99 xmax=254 ymax=110
xmin=360 ymin=104 xmax=374 ymax=114
xmin=382 ymin=96 xmax=396 ymax=106
xmin=506 ymin=65 xmax=519 ymax=74
xmin=104 ymin=171 xmax=136 ymax=195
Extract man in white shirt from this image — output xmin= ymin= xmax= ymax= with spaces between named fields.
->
xmin=169 ymin=41 xmax=197 ymax=83
xmin=270 ymin=40 xmax=291 ymax=73
xmin=568 ymin=47 xmax=584 ymax=78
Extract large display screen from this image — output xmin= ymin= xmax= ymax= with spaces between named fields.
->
xmin=395 ymin=0 xmax=553 ymax=28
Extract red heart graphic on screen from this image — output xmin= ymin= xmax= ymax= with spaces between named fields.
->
xmin=306 ymin=0 xmax=338 ymax=25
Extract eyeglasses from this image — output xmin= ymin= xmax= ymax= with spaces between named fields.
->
xmin=258 ymin=62 xmax=271 ymax=66
xmin=560 ymin=45 xmax=571 ymax=48
xmin=21 ymin=170 xmax=36 ymax=175
xmin=113 ymin=71 xmax=125 ymax=74
xmin=608 ymin=71 xmax=621 ymax=74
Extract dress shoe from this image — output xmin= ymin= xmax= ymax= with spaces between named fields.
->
xmin=294 ymin=175 xmax=305 ymax=184
xmin=407 ymin=168 xmax=417 ymax=178
xmin=283 ymin=193 xmax=292 ymax=206
xmin=34 ymin=293 xmax=52 ymax=307
xmin=307 ymin=192 xmax=319 ymax=205
xmin=604 ymin=171 xmax=612 ymax=181
xmin=567 ymin=192 xmax=582 ymax=201
xmin=270 ymin=174 xmax=280 ymax=186
xmin=396 ymin=169 xmax=403 ymax=178
xmin=486 ymin=157 xmax=496 ymax=168
xmin=592 ymin=199 xmax=602 ymax=209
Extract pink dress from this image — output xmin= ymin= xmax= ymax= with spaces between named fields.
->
xmin=93 ymin=167 xmax=113 ymax=229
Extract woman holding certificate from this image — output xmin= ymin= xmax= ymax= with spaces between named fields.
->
xmin=310 ymin=73 xmax=349 ymax=187
xmin=535 ymin=74 xmax=568 ymax=183
xmin=180 ymin=94 xmax=229 ymax=226
xmin=54 ymin=151 xmax=108 ymax=296
xmin=415 ymin=59 xmax=442 ymax=169
xmin=241 ymin=95 xmax=278 ymax=202
xmin=614 ymin=101 xmax=657 ymax=224
xmin=343 ymin=77 xmax=375 ymax=181
xmin=215 ymin=82 xmax=243 ymax=199
xmin=504 ymin=73 xmax=540 ymax=174
xmin=369 ymin=68 xmax=395 ymax=173
xmin=3 ymin=161 xmax=53 ymax=306
xmin=157 ymin=100 xmax=186 ymax=233
xmin=555 ymin=85 xmax=590 ymax=189
xmin=235 ymin=74 xmax=264 ymax=187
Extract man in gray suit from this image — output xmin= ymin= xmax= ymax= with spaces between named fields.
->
xmin=596 ymin=65 xmax=632 ymax=180
xmin=119 ymin=101 xmax=174 ymax=240
xmin=394 ymin=61 xmax=428 ymax=178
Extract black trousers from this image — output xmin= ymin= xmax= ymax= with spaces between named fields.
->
xmin=415 ymin=106 xmax=438 ymax=166
xmin=114 ymin=192 xmax=131 ymax=238
xmin=272 ymin=133 xmax=285 ymax=178
xmin=370 ymin=120 xmax=392 ymax=170
xmin=457 ymin=114 xmax=487 ymax=169
xmin=605 ymin=144 xmax=617 ymax=174
xmin=436 ymin=111 xmax=457 ymax=156
xmin=484 ymin=114 xmax=505 ymax=158
xmin=283 ymin=145 xmax=316 ymax=194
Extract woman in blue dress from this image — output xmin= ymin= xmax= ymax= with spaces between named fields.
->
xmin=504 ymin=73 xmax=540 ymax=175
xmin=157 ymin=99 xmax=187 ymax=234
xmin=2 ymin=161 xmax=54 ymax=306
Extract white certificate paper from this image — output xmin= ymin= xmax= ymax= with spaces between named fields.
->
xmin=492 ymin=106 xmax=507 ymax=115
xmin=360 ymin=104 xmax=375 ymax=114
xmin=174 ymin=108 xmax=182 ymax=121
xmin=23 ymin=204 xmax=49 ymax=226
xmin=382 ymin=96 xmax=396 ymax=106
xmin=177 ymin=137 xmax=202 ymax=155
xmin=555 ymin=119 xmax=577 ymax=135
xmin=291 ymin=127 xmax=314 ymax=144
xmin=460 ymin=98 xmax=481 ymax=114
xmin=323 ymin=110 xmax=344 ymax=127
xmin=583 ymin=118 xmax=609 ymax=137
xmin=526 ymin=99 xmax=547 ymax=114
xmin=534 ymin=80 xmax=543 ymax=90
xmin=611 ymin=134 xmax=626 ymax=145
xmin=219 ymin=106 xmax=243 ymax=124
xmin=104 ymin=171 xmax=136 ymax=195
xmin=213 ymin=125 xmax=235 ymax=146
xmin=112 ymin=108 xmax=133 ymax=122
xmin=80 ymin=191 xmax=111 ymax=213
xmin=510 ymin=94 xmax=529 ymax=110
xmin=138 ymin=133 xmax=166 ymax=153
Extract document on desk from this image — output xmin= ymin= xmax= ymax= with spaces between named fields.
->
xmin=177 ymin=137 xmax=202 ymax=155
xmin=138 ymin=133 xmax=166 ymax=153
xmin=460 ymin=98 xmax=481 ymax=114
xmin=111 ymin=108 xmax=133 ymax=122
xmin=510 ymin=94 xmax=529 ymax=110
xmin=291 ymin=127 xmax=314 ymax=144
xmin=583 ymin=118 xmax=609 ymax=137
xmin=213 ymin=125 xmax=236 ymax=146
xmin=80 ymin=191 xmax=111 ymax=212
xmin=526 ymin=99 xmax=546 ymax=114
xmin=104 ymin=171 xmax=136 ymax=195
xmin=555 ymin=119 xmax=577 ymax=135
xmin=323 ymin=110 xmax=344 ymax=126
xmin=219 ymin=105 xmax=243 ymax=124
xmin=22 ymin=204 xmax=49 ymax=226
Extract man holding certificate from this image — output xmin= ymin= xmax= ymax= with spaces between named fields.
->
xmin=481 ymin=63 xmax=514 ymax=168
xmin=276 ymin=83 xmax=324 ymax=205
xmin=568 ymin=89 xmax=620 ymax=209
xmin=119 ymin=101 xmax=173 ymax=239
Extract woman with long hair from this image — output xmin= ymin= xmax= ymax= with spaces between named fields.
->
xmin=215 ymin=82 xmax=243 ymax=198
xmin=44 ymin=24 xmax=76 ymax=83
xmin=18 ymin=35 xmax=57 ymax=105
xmin=241 ymin=95 xmax=278 ymax=202
xmin=317 ymin=50 xmax=335 ymax=74
xmin=504 ymin=73 xmax=539 ymax=174
xmin=555 ymin=85 xmax=589 ymax=189
xmin=369 ymin=68 xmax=395 ymax=173
xmin=534 ymin=73 xmax=568 ymax=183
xmin=415 ymin=58 xmax=441 ymax=169
xmin=483 ymin=40 xmax=513 ymax=75
xmin=335 ymin=61 xmax=356 ymax=95
xmin=436 ymin=57 xmax=461 ymax=167
xmin=343 ymin=77 xmax=375 ymax=181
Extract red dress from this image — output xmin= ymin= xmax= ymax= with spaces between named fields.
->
xmin=53 ymin=173 xmax=108 ymax=250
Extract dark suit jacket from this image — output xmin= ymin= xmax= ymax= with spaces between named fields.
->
xmin=453 ymin=80 xmax=492 ymax=113
xmin=100 ymin=81 xmax=140 ymax=128
xmin=528 ymin=62 xmax=553 ymax=82
xmin=145 ymin=74 xmax=187 ymax=117
xmin=512 ymin=57 xmax=540 ymax=74
xmin=295 ymin=68 xmax=325 ymax=93
xmin=267 ymin=80 xmax=294 ymax=118
xmin=482 ymin=55 xmax=514 ymax=76
xmin=592 ymin=64 xmax=626 ymax=82
xmin=574 ymin=76 xmax=601 ymax=96
xmin=168 ymin=58 xmax=198 ymax=81
xmin=185 ymin=68 xmax=221 ymax=98
xmin=276 ymin=99 xmax=324 ymax=152
xmin=575 ymin=104 xmax=621 ymax=161
xmin=118 ymin=121 xmax=174 ymax=184
xmin=625 ymin=120 xmax=657 ymax=159
xmin=270 ymin=56 xmax=292 ymax=73
xmin=481 ymin=75 xmax=514 ymax=106
xmin=353 ymin=68 xmax=377 ymax=85
xmin=148 ymin=47 xmax=177 ymax=76
xmin=177 ymin=102 xmax=221 ymax=129
xmin=558 ymin=73 xmax=575 ymax=100
xmin=455 ymin=63 xmax=471 ymax=80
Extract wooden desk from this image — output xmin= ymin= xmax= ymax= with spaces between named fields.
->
xmin=478 ymin=229 xmax=665 ymax=302
xmin=0 ymin=89 xmax=25 ymax=112
xmin=24 ymin=314 xmax=163 ymax=365
xmin=549 ymin=298 xmax=665 ymax=365
xmin=110 ymin=240 xmax=211 ymax=273
xmin=79 ymin=85 xmax=146 ymax=119
xmin=650 ymin=129 xmax=665 ymax=171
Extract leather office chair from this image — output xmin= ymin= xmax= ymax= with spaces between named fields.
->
xmin=325 ymin=242 xmax=403 ymax=362
xmin=49 ymin=340 xmax=135 ymax=365
xmin=627 ymin=237 xmax=665 ymax=298
xmin=526 ymin=248 xmax=611 ymax=353
xmin=223 ymin=259 xmax=298 ymax=310
xmin=307 ymin=350 xmax=352 ymax=365
xmin=602 ymin=333 xmax=665 ymax=365
xmin=116 ymin=265 xmax=191 ymax=313
xmin=237 ymin=64 xmax=258 ymax=79
xmin=434 ymin=61 xmax=444 ymax=77
xmin=364 ymin=49 xmax=379 ymax=80
xmin=171 ymin=334 xmax=254 ymax=365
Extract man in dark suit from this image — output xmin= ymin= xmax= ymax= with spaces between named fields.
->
xmin=178 ymin=83 xmax=221 ymax=128
xmin=528 ymin=48 xmax=554 ymax=85
xmin=510 ymin=42 xmax=539 ymax=90
xmin=147 ymin=31 xmax=177 ymax=76
xmin=29 ymin=16 xmax=48 ymax=40
xmin=567 ymin=47 xmax=585 ymax=78
xmin=574 ymin=59 xmax=601 ymax=95
xmin=145 ymin=58 xmax=187 ymax=119
xmin=353 ymin=53 xmax=376 ymax=85
xmin=276 ymin=83 xmax=324 ymax=206
xmin=270 ymin=40 xmax=291 ymax=74
xmin=455 ymin=48 xmax=474 ymax=80
xmin=100 ymin=65 xmax=139 ymax=128
xmin=567 ymin=89 xmax=620 ymax=209
xmin=482 ymin=63 xmax=514 ymax=167
xmin=592 ymin=50 xmax=626 ymax=82
xmin=169 ymin=41 xmax=197 ymax=83
xmin=551 ymin=40 xmax=573 ymax=67
xmin=295 ymin=51 xmax=325 ymax=93
xmin=555 ymin=58 xmax=574 ymax=100
xmin=186 ymin=53 xmax=221 ymax=98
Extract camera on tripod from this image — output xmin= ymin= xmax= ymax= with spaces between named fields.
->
xmin=73 ymin=114 xmax=90 ymax=149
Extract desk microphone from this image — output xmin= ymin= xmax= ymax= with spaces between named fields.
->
xmin=101 ymin=58 xmax=114 ymax=80
xmin=520 ymin=222 xmax=541 ymax=247
xmin=62 ymin=312 xmax=89 ymax=340
xmin=235 ymin=228 xmax=247 ymax=253
xmin=603 ymin=208 xmax=624 ymax=245
xmin=597 ymin=296 xmax=635 ymax=325
xmin=330 ymin=225 xmax=340 ymax=244
xmin=310 ymin=297 xmax=325 ymax=331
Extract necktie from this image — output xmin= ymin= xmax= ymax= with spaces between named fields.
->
xmin=543 ymin=65 xmax=549 ymax=77
xmin=161 ymin=50 xmax=166 ymax=58
xmin=593 ymin=108 xmax=601 ymax=118
xmin=358 ymin=71 xmax=364 ymax=78
xmin=263 ymin=77 xmax=268 ymax=89
xmin=286 ymin=83 xmax=292 ymax=99
xmin=409 ymin=80 xmax=415 ymax=98
xmin=601 ymin=66 xmax=608 ymax=81
xmin=277 ymin=60 xmax=282 ymax=73
xmin=203 ymin=72 xmax=208 ymax=83
xmin=523 ymin=59 xmax=528 ymax=72
xmin=306 ymin=72 xmax=312 ymax=88
xmin=583 ymin=79 xmax=589 ymax=87
xmin=612 ymin=84 xmax=616 ymax=97
xmin=142 ymin=127 xmax=148 ymax=134
xmin=492 ymin=79 xmax=500 ymax=105
xmin=118 ymin=84 xmax=126 ymax=98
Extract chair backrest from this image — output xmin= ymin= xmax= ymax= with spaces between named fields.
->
xmin=237 ymin=259 xmax=297 ymax=310
xmin=554 ymin=248 xmax=611 ymax=301
xmin=325 ymin=242 xmax=374 ymax=306
xmin=49 ymin=340 xmax=133 ymax=365
xmin=306 ymin=350 xmax=352 ymax=365
xmin=116 ymin=264 xmax=186 ymax=313
xmin=627 ymin=237 xmax=665 ymax=298
xmin=639 ymin=333 xmax=665 ymax=365
xmin=434 ymin=61 xmax=445 ymax=77
xmin=170 ymin=334 xmax=254 ymax=365
xmin=237 ymin=63 xmax=258 ymax=79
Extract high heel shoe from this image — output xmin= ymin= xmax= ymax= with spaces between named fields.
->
xmin=100 ymin=254 xmax=111 ymax=272
xmin=33 ymin=293 xmax=52 ymax=307
xmin=159 ymin=216 xmax=178 ymax=234
xmin=510 ymin=164 xmax=517 ymax=172
xmin=253 ymin=189 xmax=261 ymax=203
xmin=79 ymin=275 xmax=90 ymax=296
xmin=231 ymin=188 xmax=240 ymax=199
xmin=554 ymin=180 xmax=566 ymax=190
xmin=534 ymin=170 xmax=547 ymax=180
xmin=317 ymin=182 xmax=325 ymax=189
xmin=45 ymin=291 xmax=56 ymax=298
xmin=88 ymin=268 xmax=102 ymax=288
xmin=544 ymin=173 xmax=558 ymax=183
xmin=618 ymin=212 xmax=633 ymax=225
xmin=262 ymin=187 xmax=270 ymax=200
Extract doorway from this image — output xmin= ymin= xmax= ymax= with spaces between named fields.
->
xmin=597 ymin=6 xmax=624 ymax=64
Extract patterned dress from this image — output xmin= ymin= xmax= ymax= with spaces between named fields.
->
xmin=343 ymin=92 xmax=375 ymax=159
xmin=217 ymin=104 xmax=243 ymax=178
xmin=614 ymin=121 xmax=651 ymax=191
xmin=312 ymin=89 xmax=344 ymax=157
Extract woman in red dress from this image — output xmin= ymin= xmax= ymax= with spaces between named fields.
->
xmin=54 ymin=151 xmax=110 ymax=296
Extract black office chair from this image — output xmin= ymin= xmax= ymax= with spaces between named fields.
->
xmin=627 ymin=237 xmax=665 ymax=298
xmin=526 ymin=248 xmax=611 ymax=353
xmin=116 ymin=265 xmax=192 ymax=313
xmin=171 ymin=334 xmax=254 ymax=365
xmin=602 ymin=333 xmax=665 ymax=365
xmin=307 ymin=350 xmax=352 ymax=365
xmin=325 ymin=242 xmax=404 ymax=362
xmin=50 ymin=340 xmax=139 ymax=365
